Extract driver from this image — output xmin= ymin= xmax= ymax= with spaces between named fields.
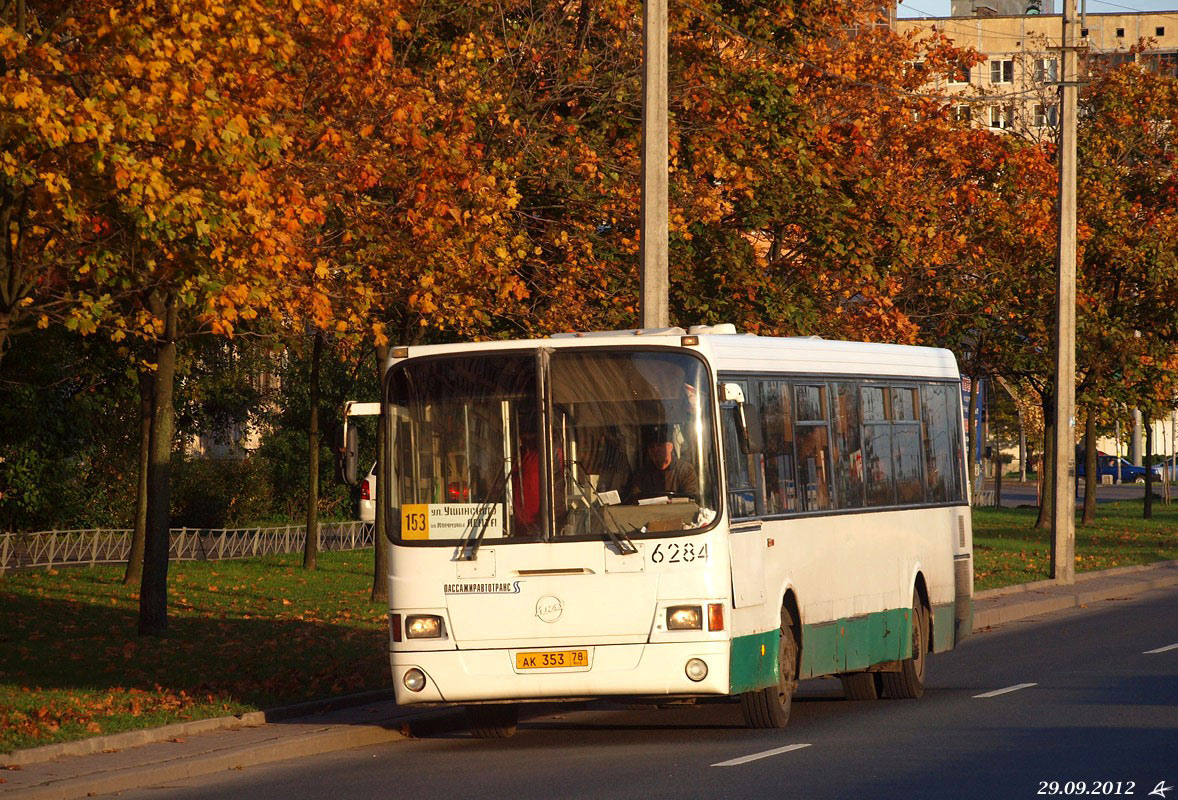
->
xmin=629 ymin=425 xmax=699 ymax=502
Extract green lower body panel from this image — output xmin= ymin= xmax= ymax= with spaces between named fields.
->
xmin=800 ymin=607 xmax=913 ymax=679
xmin=734 ymin=601 xmax=963 ymax=688
xmin=728 ymin=629 xmax=781 ymax=694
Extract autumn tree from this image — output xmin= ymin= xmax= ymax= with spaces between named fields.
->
xmin=1075 ymin=59 xmax=1178 ymax=522
xmin=16 ymin=0 xmax=324 ymax=635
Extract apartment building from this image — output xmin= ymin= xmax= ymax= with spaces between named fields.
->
xmin=896 ymin=8 xmax=1178 ymax=136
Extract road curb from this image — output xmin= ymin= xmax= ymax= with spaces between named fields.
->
xmin=972 ymin=566 xmax=1178 ymax=630
xmin=8 ymin=715 xmax=417 ymax=800
xmin=2 ymin=690 xmax=395 ymax=767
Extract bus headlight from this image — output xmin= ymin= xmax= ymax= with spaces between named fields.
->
xmin=405 ymin=615 xmax=445 ymax=639
xmin=667 ymin=606 xmax=702 ymax=630
xmin=403 ymin=668 xmax=427 ymax=692
xmin=685 ymin=658 xmax=708 ymax=682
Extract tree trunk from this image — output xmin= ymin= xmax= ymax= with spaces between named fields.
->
xmin=1081 ymin=406 xmax=1098 ymax=525
xmin=0 ymin=312 xmax=11 ymax=374
xmin=1035 ymin=393 xmax=1055 ymax=530
xmin=1018 ymin=410 xmax=1027 ymax=483
xmin=371 ymin=344 xmax=390 ymax=603
xmin=304 ymin=331 xmax=324 ymax=571
xmin=138 ymin=293 xmax=178 ymax=637
xmin=993 ymin=446 xmax=1003 ymax=508
xmin=1144 ymin=421 xmax=1153 ymax=520
xmin=124 ymin=370 xmax=153 ymax=585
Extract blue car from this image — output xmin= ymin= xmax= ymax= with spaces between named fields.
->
xmin=1076 ymin=454 xmax=1163 ymax=484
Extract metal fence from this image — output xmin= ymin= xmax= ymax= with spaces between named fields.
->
xmin=0 ymin=521 xmax=375 ymax=574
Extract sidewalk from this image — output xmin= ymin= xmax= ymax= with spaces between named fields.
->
xmin=972 ymin=558 xmax=1178 ymax=627
xmin=5 ymin=560 xmax=1178 ymax=800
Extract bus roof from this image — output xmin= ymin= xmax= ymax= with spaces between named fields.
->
xmin=394 ymin=329 xmax=961 ymax=381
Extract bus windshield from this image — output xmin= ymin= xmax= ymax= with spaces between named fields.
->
xmin=388 ymin=349 xmax=719 ymax=544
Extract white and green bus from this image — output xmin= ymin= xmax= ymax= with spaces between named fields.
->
xmin=358 ymin=325 xmax=972 ymax=737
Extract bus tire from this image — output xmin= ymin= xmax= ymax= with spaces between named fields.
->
xmin=881 ymin=594 xmax=928 ymax=700
xmin=739 ymin=606 xmax=798 ymax=729
xmin=839 ymin=672 xmax=880 ymax=701
xmin=466 ymin=704 xmax=519 ymax=738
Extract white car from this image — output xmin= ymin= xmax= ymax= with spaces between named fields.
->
xmin=359 ymin=463 xmax=376 ymax=523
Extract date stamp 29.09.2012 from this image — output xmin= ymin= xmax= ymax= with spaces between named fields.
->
xmin=1036 ymin=781 xmax=1174 ymax=797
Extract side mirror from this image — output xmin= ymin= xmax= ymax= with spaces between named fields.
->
xmin=738 ymin=402 xmax=764 ymax=455
xmin=337 ymin=426 xmax=359 ymax=485
xmin=721 ymin=382 xmax=763 ymax=455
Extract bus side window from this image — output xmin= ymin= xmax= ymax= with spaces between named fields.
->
xmin=860 ymin=385 xmax=895 ymax=506
xmin=892 ymin=387 xmax=926 ymax=505
xmin=920 ymin=383 xmax=957 ymax=503
xmin=759 ymin=380 xmax=798 ymax=514
xmin=794 ymin=384 xmax=833 ymax=512
xmin=830 ymin=382 xmax=864 ymax=509
xmin=721 ymin=380 xmax=760 ymax=519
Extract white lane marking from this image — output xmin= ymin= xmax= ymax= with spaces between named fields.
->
xmin=712 ymin=743 xmax=812 ymax=767
xmin=1143 ymin=643 xmax=1178 ymax=654
xmin=973 ymin=682 xmax=1037 ymax=698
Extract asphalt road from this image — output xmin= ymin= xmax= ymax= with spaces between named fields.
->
xmin=991 ymin=481 xmax=1163 ymax=508
xmin=114 ymin=586 xmax=1178 ymax=800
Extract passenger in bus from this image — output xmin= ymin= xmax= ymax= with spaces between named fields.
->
xmin=510 ymin=429 xmax=542 ymax=535
xmin=511 ymin=426 xmax=567 ymax=536
xmin=628 ymin=425 xmax=700 ymax=502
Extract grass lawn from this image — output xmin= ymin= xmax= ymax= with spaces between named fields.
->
xmin=3 ymin=501 xmax=1176 ymax=753
xmin=1 ymin=550 xmax=387 ymax=754
xmin=972 ymin=499 xmax=1178 ymax=590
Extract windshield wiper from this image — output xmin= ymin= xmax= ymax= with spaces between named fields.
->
xmin=458 ymin=461 xmax=509 ymax=562
xmin=564 ymin=460 xmax=637 ymax=556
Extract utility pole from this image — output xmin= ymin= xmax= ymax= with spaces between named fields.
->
xmin=640 ymin=0 xmax=669 ymax=329
xmin=1050 ymin=0 xmax=1079 ymax=585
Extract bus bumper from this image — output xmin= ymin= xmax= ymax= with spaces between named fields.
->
xmin=391 ymin=641 xmax=732 ymax=705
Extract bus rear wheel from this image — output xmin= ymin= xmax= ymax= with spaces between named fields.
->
xmin=880 ymin=594 xmax=928 ymax=700
xmin=466 ymin=704 xmax=519 ymax=738
xmin=839 ymin=672 xmax=881 ymax=700
xmin=740 ymin=606 xmax=798 ymax=729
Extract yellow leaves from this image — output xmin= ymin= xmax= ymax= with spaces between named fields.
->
xmin=221 ymin=114 xmax=251 ymax=142
xmin=124 ymin=54 xmax=145 ymax=78
xmin=11 ymin=90 xmax=31 ymax=109
xmin=113 ymin=167 xmax=132 ymax=190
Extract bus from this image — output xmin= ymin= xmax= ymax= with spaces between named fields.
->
xmin=347 ymin=325 xmax=973 ymax=737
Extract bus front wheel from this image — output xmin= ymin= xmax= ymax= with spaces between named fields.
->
xmin=466 ymin=704 xmax=519 ymax=738
xmin=739 ymin=606 xmax=798 ymax=729
xmin=880 ymin=594 xmax=928 ymax=700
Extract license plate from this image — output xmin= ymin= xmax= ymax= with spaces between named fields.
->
xmin=515 ymin=649 xmax=589 ymax=670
